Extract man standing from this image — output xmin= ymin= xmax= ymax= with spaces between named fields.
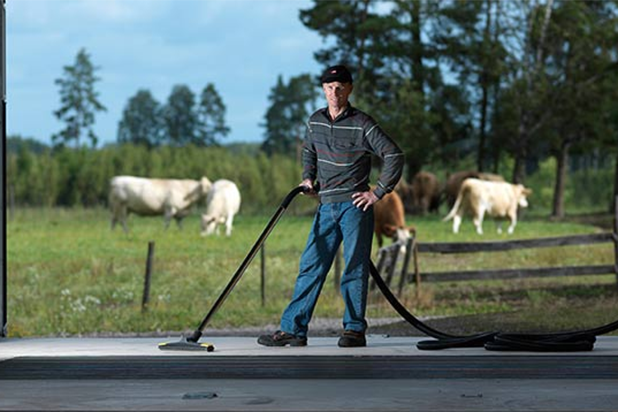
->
xmin=258 ymin=65 xmax=404 ymax=348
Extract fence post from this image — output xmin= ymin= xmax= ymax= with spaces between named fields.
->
xmin=613 ymin=196 xmax=618 ymax=287
xmin=413 ymin=241 xmax=421 ymax=290
xmin=260 ymin=244 xmax=266 ymax=306
xmin=397 ymin=236 xmax=414 ymax=296
xmin=384 ymin=246 xmax=400 ymax=288
xmin=141 ymin=241 xmax=155 ymax=312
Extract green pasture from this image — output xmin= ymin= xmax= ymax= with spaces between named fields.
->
xmin=6 ymin=202 xmax=618 ymax=337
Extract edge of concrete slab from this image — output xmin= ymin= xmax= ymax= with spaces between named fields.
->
xmin=2 ymin=336 xmax=618 ymax=360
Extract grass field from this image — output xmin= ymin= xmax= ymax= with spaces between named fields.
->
xmin=6 ymin=201 xmax=618 ymax=337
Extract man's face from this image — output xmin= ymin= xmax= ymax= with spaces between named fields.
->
xmin=322 ymin=81 xmax=353 ymax=109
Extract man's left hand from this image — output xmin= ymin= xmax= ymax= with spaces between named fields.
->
xmin=352 ymin=191 xmax=379 ymax=211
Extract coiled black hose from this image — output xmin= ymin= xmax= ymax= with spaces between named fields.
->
xmin=369 ymin=260 xmax=618 ymax=351
xmin=166 ymin=186 xmax=616 ymax=352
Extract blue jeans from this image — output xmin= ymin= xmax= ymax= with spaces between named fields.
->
xmin=280 ymin=201 xmax=374 ymax=337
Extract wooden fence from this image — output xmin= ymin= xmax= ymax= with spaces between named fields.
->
xmin=373 ymin=200 xmax=618 ymax=295
xmin=252 ymin=200 xmax=618 ymax=300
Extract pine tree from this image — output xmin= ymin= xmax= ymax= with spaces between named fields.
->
xmin=162 ymin=85 xmax=198 ymax=146
xmin=117 ymin=89 xmax=164 ymax=148
xmin=436 ymin=0 xmax=508 ymax=172
xmin=53 ymin=48 xmax=106 ymax=148
xmin=196 ymin=83 xmax=230 ymax=146
xmin=261 ymin=74 xmax=318 ymax=156
xmin=544 ymin=0 xmax=618 ymax=217
xmin=299 ymin=0 xmax=392 ymax=102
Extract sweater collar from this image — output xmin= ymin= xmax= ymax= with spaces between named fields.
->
xmin=320 ymin=103 xmax=354 ymax=123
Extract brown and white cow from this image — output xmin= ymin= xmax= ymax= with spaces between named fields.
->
xmin=109 ymin=176 xmax=212 ymax=233
xmin=443 ymin=178 xmax=532 ymax=235
xmin=373 ymin=190 xmax=415 ymax=249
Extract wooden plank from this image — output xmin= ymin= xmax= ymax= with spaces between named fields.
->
xmin=4 ymin=356 xmax=618 ymax=380
xmin=418 ymin=264 xmax=616 ymax=283
xmin=417 ymin=233 xmax=613 ymax=254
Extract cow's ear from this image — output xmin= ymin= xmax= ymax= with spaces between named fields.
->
xmin=406 ymin=226 xmax=417 ymax=236
xmin=523 ymin=188 xmax=533 ymax=195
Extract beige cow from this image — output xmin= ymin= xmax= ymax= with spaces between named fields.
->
xmin=444 ymin=170 xmax=505 ymax=209
xmin=200 ymin=179 xmax=242 ymax=237
xmin=109 ymin=176 xmax=212 ymax=232
xmin=443 ymin=178 xmax=532 ymax=235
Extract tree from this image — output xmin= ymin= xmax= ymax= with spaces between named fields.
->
xmin=509 ymin=0 xmax=555 ymax=184
xmin=299 ymin=0 xmax=393 ymax=103
xmin=261 ymin=74 xmax=318 ymax=156
xmin=7 ymin=134 xmax=49 ymax=155
xmin=117 ymin=89 xmax=164 ymax=148
xmin=161 ymin=85 xmax=198 ymax=146
xmin=196 ymin=83 xmax=230 ymax=146
xmin=382 ymin=0 xmax=450 ymax=180
xmin=609 ymin=69 xmax=618 ymax=213
xmin=437 ymin=0 xmax=509 ymax=172
xmin=300 ymin=1 xmax=475 ymax=180
xmin=53 ymin=48 xmax=106 ymax=148
xmin=542 ymin=1 xmax=618 ymax=217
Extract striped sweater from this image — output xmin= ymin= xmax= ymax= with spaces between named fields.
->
xmin=302 ymin=105 xmax=404 ymax=204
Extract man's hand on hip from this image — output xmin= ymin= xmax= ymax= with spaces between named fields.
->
xmin=352 ymin=191 xmax=379 ymax=211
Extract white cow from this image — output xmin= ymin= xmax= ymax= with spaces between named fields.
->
xmin=443 ymin=178 xmax=532 ymax=235
xmin=201 ymin=179 xmax=241 ymax=237
xmin=109 ymin=176 xmax=212 ymax=232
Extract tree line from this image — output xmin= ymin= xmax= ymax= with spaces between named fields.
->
xmin=17 ymin=1 xmax=618 ymax=217
xmin=261 ymin=0 xmax=618 ymax=216
xmin=5 ymin=141 xmax=304 ymax=215
xmin=53 ymin=49 xmax=230 ymax=150
xmin=6 ymin=137 xmax=614 ymax=216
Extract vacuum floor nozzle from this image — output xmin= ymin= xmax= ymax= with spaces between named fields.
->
xmin=158 ymin=336 xmax=215 ymax=352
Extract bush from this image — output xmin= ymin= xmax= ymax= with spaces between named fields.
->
xmin=6 ymin=143 xmax=305 ymax=214
xmin=6 ymin=143 xmax=615 ymax=215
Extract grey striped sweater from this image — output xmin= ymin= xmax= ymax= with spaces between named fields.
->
xmin=302 ymin=105 xmax=404 ymax=204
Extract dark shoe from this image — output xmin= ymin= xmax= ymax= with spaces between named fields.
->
xmin=257 ymin=330 xmax=307 ymax=347
xmin=338 ymin=330 xmax=366 ymax=347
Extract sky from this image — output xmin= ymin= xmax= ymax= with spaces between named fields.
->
xmin=7 ymin=0 xmax=325 ymax=146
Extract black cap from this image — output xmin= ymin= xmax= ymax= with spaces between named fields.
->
xmin=320 ymin=65 xmax=353 ymax=84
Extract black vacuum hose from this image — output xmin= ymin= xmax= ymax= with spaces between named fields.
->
xmin=369 ymin=260 xmax=618 ymax=351
xmin=174 ymin=185 xmax=617 ymax=352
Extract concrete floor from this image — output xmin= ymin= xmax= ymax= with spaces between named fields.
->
xmin=1 ymin=336 xmax=618 ymax=411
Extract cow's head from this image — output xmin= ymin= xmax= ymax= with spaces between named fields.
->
xmin=200 ymin=214 xmax=225 ymax=236
xmin=516 ymin=185 xmax=533 ymax=208
xmin=383 ymin=224 xmax=416 ymax=254
xmin=200 ymin=177 xmax=213 ymax=196
xmin=184 ymin=177 xmax=213 ymax=203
